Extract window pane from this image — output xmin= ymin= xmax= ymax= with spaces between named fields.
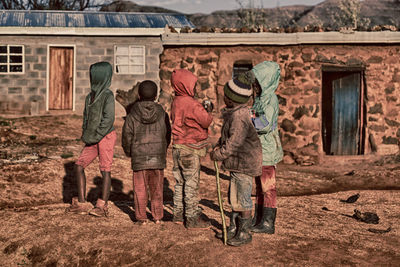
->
xmin=10 ymin=46 xmax=22 ymax=54
xmin=0 ymin=56 xmax=7 ymax=63
xmin=10 ymin=65 xmax=23 ymax=72
xmin=115 ymin=46 xmax=129 ymax=55
xmin=116 ymin=65 xmax=129 ymax=74
xmin=10 ymin=55 xmax=22 ymax=63
xmin=0 ymin=65 xmax=7 ymax=72
xmin=130 ymin=65 xmax=144 ymax=74
xmin=116 ymin=55 xmax=128 ymax=65
xmin=0 ymin=46 xmax=7 ymax=54
xmin=129 ymin=55 xmax=143 ymax=64
xmin=129 ymin=46 xmax=144 ymax=55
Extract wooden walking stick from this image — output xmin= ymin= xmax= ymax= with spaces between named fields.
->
xmin=214 ymin=160 xmax=227 ymax=245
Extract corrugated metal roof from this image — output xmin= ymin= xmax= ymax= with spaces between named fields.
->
xmin=0 ymin=10 xmax=194 ymax=28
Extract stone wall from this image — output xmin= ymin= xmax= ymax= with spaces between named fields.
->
xmin=0 ymin=35 xmax=163 ymax=117
xmin=159 ymin=44 xmax=400 ymax=161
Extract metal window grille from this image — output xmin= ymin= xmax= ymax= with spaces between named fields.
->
xmin=114 ymin=45 xmax=145 ymax=75
xmin=0 ymin=45 xmax=24 ymax=74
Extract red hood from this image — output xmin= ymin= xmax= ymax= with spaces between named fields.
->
xmin=171 ymin=69 xmax=197 ymax=97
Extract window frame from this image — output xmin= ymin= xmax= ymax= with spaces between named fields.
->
xmin=114 ymin=45 xmax=145 ymax=75
xmin=0 ymin=44 xmax=25 ymax=75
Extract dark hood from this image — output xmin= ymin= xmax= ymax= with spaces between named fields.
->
xmin=132 ymin=101 xmax=164 ymax=124
xmin=90 ymin=61 xmax=112 ymax=102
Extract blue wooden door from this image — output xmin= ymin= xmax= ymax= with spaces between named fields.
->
xmin=331 ymin=73 xmax=360 ymax=155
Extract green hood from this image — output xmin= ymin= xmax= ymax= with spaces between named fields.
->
xmin=252 ymin=61 xmax=280 ymax=103
xmin=90 ymin=61 xmax=112 ymax=101
xmin=251 ymin=61 xmax=283 ymax=166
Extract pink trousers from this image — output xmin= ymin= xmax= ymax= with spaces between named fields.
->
xmin=133 ymin=169 xmax=164 ymax=221
xmin=255 ymin=166 xmax=277 ymax=208
xmin=75 ymin=131 xmax=117 ymax=172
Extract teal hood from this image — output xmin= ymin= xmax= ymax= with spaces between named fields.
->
xmin=251 ymin=61 xmax=283 ymax=166
xmin=252 ymin=61 xmax=280 ymax=103
xmin=90 ymin=61 xmax=113 ymax=101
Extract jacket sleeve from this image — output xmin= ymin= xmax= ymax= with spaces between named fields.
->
xmin=165 ymin=112 xmax=172 ymax=148
xmin=121 ymin=115 xmax=134 ymax=157
xmin=213 ymin=114 xmax=248 ymax=161
xmin=192 ymin=102 xmax=213 ymax=129
xmin=255 ymin=99 xmax=279 ymax=135
xmin=96 ymin=92 xmax=115 ymax=138
xmin=81 ymin=96 xmax=89 ymax=132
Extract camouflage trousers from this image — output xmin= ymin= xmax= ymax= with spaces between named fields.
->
xmin=172 ymin=147 xmax=201 ymax=219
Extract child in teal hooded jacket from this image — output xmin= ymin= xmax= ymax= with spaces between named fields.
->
xmin=249 ymin=61 xmax=283 ymax=234
xmin=67 ymin=61 xmax=116 ymax=217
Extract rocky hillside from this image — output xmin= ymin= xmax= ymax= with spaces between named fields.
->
xmin=101 ymin=0 xmax=400 ymax=29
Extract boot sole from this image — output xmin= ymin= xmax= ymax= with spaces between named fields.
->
xmin=227 ymin=237 xmax=252 ymax=247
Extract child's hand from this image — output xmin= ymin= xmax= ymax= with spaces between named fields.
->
xmin=210 ymin=149 xmax=219 ymax=161
xmin=202 ymin=100 xmax=214 ymax=113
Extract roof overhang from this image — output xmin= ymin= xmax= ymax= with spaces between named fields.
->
xmin=0 ymin=27 xmax=169 ymax=36
xmin=162 ymin=31 xmax=400 ymax=46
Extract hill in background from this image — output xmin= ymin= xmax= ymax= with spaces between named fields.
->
xmin=101 ymin=0 xmax=400 ymax=29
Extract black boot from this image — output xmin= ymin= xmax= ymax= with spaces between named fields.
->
xmin=251 ymin=204 xmax=263 ymax=227
xmin=216 ymin=212 xmax=239 ymax=240
xmin=227 ymin=216 xmax=252 ymax=247
xmin=251 ymin=207 xmax=277 ymax=234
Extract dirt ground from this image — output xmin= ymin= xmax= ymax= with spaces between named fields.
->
xmin=0 ymin=114 xmax=399 ymax=266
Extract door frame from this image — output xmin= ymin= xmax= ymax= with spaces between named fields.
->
xmin=46 ymin=44 xmax=76 ymax=111
xmin=321 ymin=64 xmax=366 ymax=155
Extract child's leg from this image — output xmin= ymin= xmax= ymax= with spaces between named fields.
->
xmin=75 ymin=144 xmax=99 ymax=202
xmin=177 ymin=149 xmax=201 ymax=219
xmin=147 ymin=169 xmax=164 ymax=221
xmin=132 ymin=170 xmax=149 ymax=221
xmin=227 ymin=172 xmax=253 ymax=246
xmin=98 ymin=131 xmax=117 ymax=203
xmin=172 ymin=148 xmax=184 ymax=222
xmin=257 ymin=166 xmax=276 ymax=208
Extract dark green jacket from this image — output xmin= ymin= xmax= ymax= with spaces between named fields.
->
xmin=122 ymin=100 xmax=171 ymax=171
xmin=81 ymin=62 xmax=115 ymax=145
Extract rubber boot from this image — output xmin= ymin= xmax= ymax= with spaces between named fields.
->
xmin=216 ymin=211 xmax=239 ymax=240
xmin=186 ymin=214 xmax=210 ymax=229
xmin=251 ymin=207 xmax=277 ymax=234
xmin=252 ymin=204 xmax=263 ymax=227
xmin=227 ymin=216 xmax=252 ymax=247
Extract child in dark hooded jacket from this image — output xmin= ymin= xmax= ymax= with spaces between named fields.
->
xmin=170 ymin=69 xmax=213 ymax=229
xmin=67 ymin=61 xmax=116 ymax=217
xmin=122 ymin=80 xmax=171 ymax=224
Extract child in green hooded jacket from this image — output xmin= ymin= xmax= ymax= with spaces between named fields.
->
xmin=248 ymin=61 xmax=283 ymax=234
xmin=67 ymin=61 xmax=116 ymax=217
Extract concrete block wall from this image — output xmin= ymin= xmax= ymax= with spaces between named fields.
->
xmin=159 ymin=44 xmax=400 ymax=160
xmin=0 ymin=35 xmax=163 ymax=117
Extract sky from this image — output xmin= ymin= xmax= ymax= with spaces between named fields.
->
xmin=131 ymin=0 xmax=326 ymax=14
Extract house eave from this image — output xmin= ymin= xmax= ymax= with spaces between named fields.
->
xmin=162 ymin=31 xmax=400 ymax=46
xmin=0 ymin=27 xmax=168 ymax=36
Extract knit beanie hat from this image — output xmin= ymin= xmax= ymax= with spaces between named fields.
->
xmin=224 ymin=72 xmax=253 ymax=104
xmin=138 ymin=80 xmax=158 ymax=100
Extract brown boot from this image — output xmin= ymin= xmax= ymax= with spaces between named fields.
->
xmin=186 ymin=214 xmax=211 ymax=229
xmin=66 ymin=197 xmax=93 ymax=214
xmin=89 ymin=199 xmax=109 ymax=217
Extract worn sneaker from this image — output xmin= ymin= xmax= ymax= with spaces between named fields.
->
xmin=89 ymin=199 xmax=109 ymax=217
xmin=186 ymin=215 xmax=211 ymax=229
xmin=66 ymin=197 xmax=93 ymax=215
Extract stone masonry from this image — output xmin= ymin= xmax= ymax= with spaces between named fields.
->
xmin=158 ymin=45 xmax=400 ymax=161
xmin=0 ymin=35 xmax=163 ymax=117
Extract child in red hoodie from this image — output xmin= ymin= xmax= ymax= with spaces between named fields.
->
xmin=170 ymin=69 xmax=213 ymax=229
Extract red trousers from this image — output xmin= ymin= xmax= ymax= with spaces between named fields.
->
xmin=133 ymin=169 xmax=164 ymax=221
xmin=255 ymin=166 xmax=277 ymax=208
xmin=75 ymin=131 xmax=116 ymax=172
